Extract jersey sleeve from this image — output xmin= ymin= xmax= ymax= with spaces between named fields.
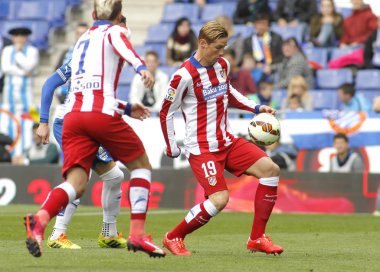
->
xmin=108 ymin=26 xmax=146 ymax=73
xmin=159 ymin=71 xmax=189 ymax=157
xmin=40 ymin=60 xmax=72 ymax=123
xmin=228 ymin=83 xmax=259 ymax=113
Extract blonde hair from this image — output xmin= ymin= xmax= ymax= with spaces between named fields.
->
xmin=94 ymin=0 xmax=122 ymax=21
xmin=215 ymin=15 xmax=233 ymax=35
xmin=199 ymin=21 xmax=228 ymax=44
xmin=287 ymin=76 xmax=308 ymax=98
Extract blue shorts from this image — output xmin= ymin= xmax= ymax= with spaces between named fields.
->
xmin=53 ymin=118 xmax=113 ymax=165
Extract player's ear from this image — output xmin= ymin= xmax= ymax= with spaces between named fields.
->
xmin=199 ymin=38 xmax=208 ymax=49
xmin=92 ymin=10 xmax=97 ymax=20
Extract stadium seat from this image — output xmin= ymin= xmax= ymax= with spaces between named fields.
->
xmin=336 ymin=7 xmax=352 ymax=18
xmin=233 ymin=25 xmax=254 ymax=39
xmin=271 ymin=89 xmax=287 ymax=105
xmin=329 ymin=47 xmax=357 ymax=60
xmin=268 ymin=0 xmax=278 ymax=12
xmin=159 ymin=66 xmax=178 ymax=78
xmin=116 ymin=84 xmax=131 ymax=102
xmin=0 ymin=20 xmax=50 ymax=50
xmin=161 ymin=4 xmax=200 ymax=24
xmin=311 ymin=90 xmax=338 ymax=110
xmin=134 ymin=44 xmax=167 ymax=66
xmin=191 ymin=23 xmax=203 ymax=36
xmin=0 ymin=0 xmax=14 ymax=20
xmin=355 ymin=70 xmax=380 ymax=90
xmin=270 ymin=25 xmax=304 ymax=43
xmin=118 ymin=65 xmax=136 ymax=86
xmin=145 ymin=24 xmax=174 ymax=44
xmin=316 ymin=69 xmax=353 ymax=89
xmin=304 ymin=47 xmax=328 ymax=68
xmin=357 ymin=90 xmax=379 ymax=103
xmin=200 ymin=3 xmax=237 ymax=22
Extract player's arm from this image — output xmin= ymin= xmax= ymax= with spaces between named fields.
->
xmin=38 ymin=60 xmax=72 ymax=144
xmin=159 ymin=73 xmax=188 ymax=158
xmin=108 ymin=27 xmax=154 ymax=88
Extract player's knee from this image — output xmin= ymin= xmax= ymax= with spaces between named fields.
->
xmin=209 ymin=190 xmax=229 ymax=211
xmin=101 ymin=165 xmax=124 ymax=186
xmin=256 ymin=158 xmax=280 ymax=178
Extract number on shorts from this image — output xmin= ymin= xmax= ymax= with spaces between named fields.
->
xmin=201 ymin=161 xmax=217 ymax=178
xmin=75 ymin=39 xmax=90 ymax=75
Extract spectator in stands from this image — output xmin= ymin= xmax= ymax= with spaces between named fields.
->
xmin=363 ymin=16 xmax=380 ymax=69
xmin=1 ymin=27 xmax=39 ymax=114
xmin=373 ymin=96 xmax=380 ymax=113
xmin=274 ymin=0 xmax=318 ymax=26
xmin=0 ymin=133 xmax=12 ymax=163
xmin=223 ymin=49 xmax=257 ymax=96
xmin=55 ymin=23 xmax=89 ymax=103
xmin=166 ymin=17 xmax=198 ymax=66
xmin=241 ymin=53 xmax=265 ymax=84
xmin=265 ymin=140 xmax=297 ymax=171
xmin=281 ymin=75 xmax=312 ymax=111
xmin=309 ymin=0 xmax=343 ymax=47
xmin=216 ymin=15 xmax=244 ymax=64
xmin=265 ymin=38 xmax=314 ymax=89
xmin=247 ymin=81 xmax=279 ymax=109
xmin=11 ymin=123 xmax=59 ymax=165
xmin=284 ymin=94 xmax=304 ymax=112
xmin=330 ymin=133 xmax=364 ymax=173
xmin=233 ymin=0 xmax=271 ymax=25
xmin=337 ymin=83 xmax=371 ymax=112
xmin=242 ymin=13 xmax=283 ymax=68
xmin=340 ymin=0 xmax=377 ymax=49
xmin=129 ymin=51 xmax=169 ymax=110
xmin=0 ymin=35 xmax=12 ymax=97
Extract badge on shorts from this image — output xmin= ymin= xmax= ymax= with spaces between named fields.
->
xmin=208 ymin=176 xmax=217 ymax=186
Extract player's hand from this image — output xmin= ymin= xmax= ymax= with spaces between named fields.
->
xmin=259 ymin=105 xmax=276 ymax=115
xmin=164 ymin=146 xmax=181 ymax=158
xmin=140 ymin=70 xmax=155 ymax=89
xmin=130 ymin=103 xmax=150 ymax=120
xmin=37 ymin=123 xmax=50 ymax=144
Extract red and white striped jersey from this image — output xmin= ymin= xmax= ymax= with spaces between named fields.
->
xmin=66 ymin=21 xmax=146 ymax=116
xmin=160 ymin=54 xmax=258 ymax=157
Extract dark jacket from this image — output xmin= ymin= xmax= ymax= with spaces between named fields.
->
xmin=309 ymin=13 xmax=344 ymax=42
xmin=364 ymin=29 xmax=380 ymax=68
xmin=242 ymin=31 xmax=283 ymax=64
xmin=341 ymin=5 xmax=377 ymax=45
xmin=274 ymin=0 xmax=318 ymax=23
xmin=233 ymin=0 xmax=271 ymax=25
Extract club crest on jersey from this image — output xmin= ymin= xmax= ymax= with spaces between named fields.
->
xmin=220 ymin=69 xmax=227 ymax=79
xmin=208 ymin=176 xmax=217 ymax=186
xmin=165 ymin=87 xmax=176 ymax=101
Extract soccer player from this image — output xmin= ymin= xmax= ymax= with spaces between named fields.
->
xmin=38 ymin=60 xmax=127 ymax=250
xmin=160 ymin=21 xmax=283 ymax=256
xmin=24 ymin=0 xmax=166 ymax=258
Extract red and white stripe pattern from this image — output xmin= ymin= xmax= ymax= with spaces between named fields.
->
xmin=160 ymin=56 xmax=258 ymax=157
xmin=66 ymin=21 xmax=145 ymax=117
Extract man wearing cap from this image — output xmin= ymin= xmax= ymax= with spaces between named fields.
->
xmin=1 ymin=27 xmax=39 ymax=111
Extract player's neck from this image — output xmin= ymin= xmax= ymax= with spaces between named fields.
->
xmin=194 ymin=51 xmax=211 ymax=67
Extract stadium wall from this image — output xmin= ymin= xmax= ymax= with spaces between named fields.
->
xmin=0 ymin=165 xmax=379 ymax=214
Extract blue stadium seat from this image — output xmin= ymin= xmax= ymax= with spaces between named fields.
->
xmin=0 ymin=20 xmax=50 ymax=50
xmin=159 ymin=66 xmax=178 ymax=78
xmin=271 ymin=89 xmax=287 ymax=105
xmin=116 ymin=84 xmax=131 ymax=102
xmin=145 ymin=24 xmax=174 ymax=44
xmin=316 ymin=69 xmax=353 ymax=89
xmin=268 ymin=0 xmax=278 ymax=12
xmin=233 ymin=25 xmax=254 ymax=38
xmin=271 ymin=25 xmax=304 ymax=43
xmin=200 ymin=3 xmax=237 ymax=22
xmin=304 ymin=47 xmax=328 ymax=68
xmin=357 ymin=90 xmax=379 ymax=103
xmin=134 ymin=44 xmax=167 ymax=66
xmin=329 ymin=47 xmax=357 ymax=60
xmin=118 ymin=65 xmax=136 ymax=86
xmin=355 ymin=70 xmax=380 ymax=90
xmin=311 ymin=90 xmax=338 ymax=110
xmin=0 ymin=0 xmax=15 ymax=20
xmin=68 ymin=0 xmax=82 ymax=7
xmin=336 ymin=7 xmax=352 ymax=18
xmin=191 ymin=23 xmax=203 ymax=36
xmin=161 ymin=4 xmax=200 ymax=24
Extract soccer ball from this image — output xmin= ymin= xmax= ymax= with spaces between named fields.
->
xmin=248 ymin=113 xmax=281 ymax=146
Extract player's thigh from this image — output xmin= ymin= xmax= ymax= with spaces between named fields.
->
xmin=188 ymin=152 xmax=227 ymax=197
xmin=94 ymin=116 xmax=146 ymax=165
xmin=245 ymin=156 xmax=280 ymax=178
xmin=125 ymin=152 xmax=151 ymax=171
xmin=225 ymin=137 xmax=267 ymax=177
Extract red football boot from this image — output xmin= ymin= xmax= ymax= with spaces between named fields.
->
xmin=24 ymin=214 xmax=45 ymax=257
xmin=127 ymin=235 xmax=166 ymax=258
xmin=162 ymin=233 xmax=192 ymax=256
xmin=247 ymin=234 xmax=283 ymax=255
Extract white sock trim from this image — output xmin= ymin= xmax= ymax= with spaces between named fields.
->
xmin=203 ymin=199 xmax=219 ymax=217
xmin=130 ymin=168 xmax=151 ymax=182
xmin=56 ymin=182 xmax=76 ymax=203
xmin=259 ymin=176 xmax=279 ymax=187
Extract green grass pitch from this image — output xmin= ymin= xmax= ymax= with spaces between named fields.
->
xmin=0 ymin=205 xmax=379 ymax=272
